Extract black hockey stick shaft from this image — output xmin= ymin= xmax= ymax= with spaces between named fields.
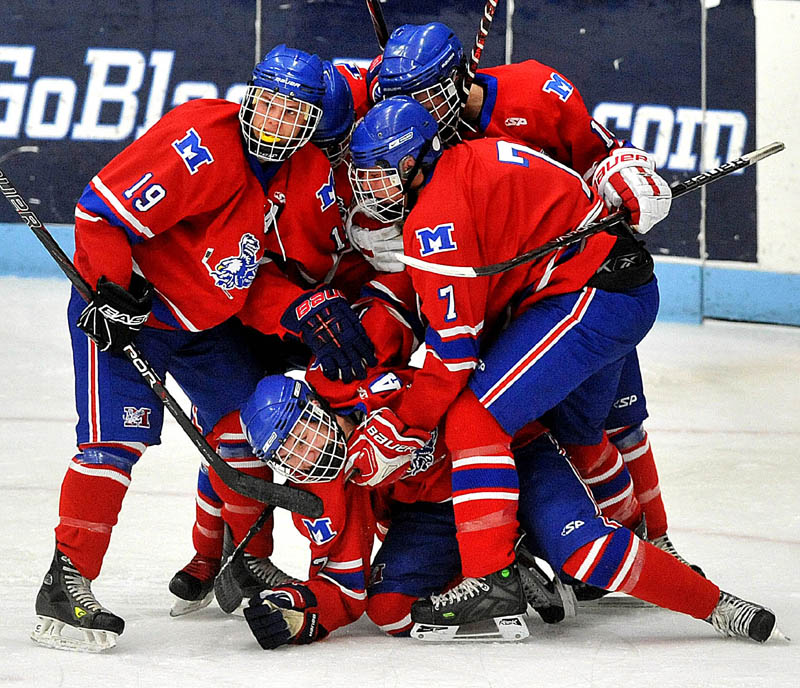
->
xmin=0 ymin=167 xmax=323 ymax=518
xmin=365 ymin=0 xmax=390 ymax=50
xmin=460 ymin=0 xmax=499 ymax=111
xmin=217 ymin=505 xmax=275 ymax=583
xmin=399 ymin=141 xmax=786 ymax=277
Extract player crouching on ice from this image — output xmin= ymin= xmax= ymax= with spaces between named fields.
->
xmin=236 ymin=260 xmax=784 ymax=646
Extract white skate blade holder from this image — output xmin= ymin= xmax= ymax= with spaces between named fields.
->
xmin=169 ymin=590 xmax=215 ymax=618
xmin=31 ymin=615 xmax=119 ymax=653
xmin=411 ymin=614 xmax=529 ymax=642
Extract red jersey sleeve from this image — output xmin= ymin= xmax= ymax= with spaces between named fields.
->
xmin=473 ymin=60 xmax=620 ymax=177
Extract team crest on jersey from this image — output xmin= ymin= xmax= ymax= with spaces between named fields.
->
xmin=542 ymin=72 xmax=574 ymax=102
xmin=315 ymin=168 xmax=336 ymax=211
xmin=415 ymin=223 xmax=458 ymax=256
xmin=201 ymin=233 xmax=261 ymax=300
xmin=123 ymin=406 xmax=151 ymax=428
xmin=302 ymin=517 xmax=338 ymax=545
xmin=172 ymin=128 xmax=214 ymax=175
xmin=406 ymin=428 xmax=439 ymax=477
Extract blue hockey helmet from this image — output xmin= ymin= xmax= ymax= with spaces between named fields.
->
xmin=348 ymin=96 xmax=442 ymax=223
xmin=239 ymin=45 xmax=325 ymax=162
xmin=378 ymin=22 xmax=465 ymax=143
xmin=312 ymin=62 xmax=356 ymax=169
xmin=239 ymin=375 xmax=347 ymax=484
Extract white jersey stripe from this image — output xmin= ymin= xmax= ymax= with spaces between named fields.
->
xmin=92 ymin=175 xmax=155 ymax=238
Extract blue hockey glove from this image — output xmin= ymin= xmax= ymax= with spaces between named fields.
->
xmin=243 ymin=584 xmax=329 ymax=650
xmin=76 ymin=275 xmax=152 ymax=354
xmin=280 ymin=287 xmax=377 ymax=383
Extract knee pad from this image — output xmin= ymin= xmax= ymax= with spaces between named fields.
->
xmin=77 ymin=443 xmax=144 ymax=475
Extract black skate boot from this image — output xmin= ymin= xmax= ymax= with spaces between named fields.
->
xmin=705 ymin=590 xmax=786 ymax=643
xmin=515 ymin=541 xmax=576 ymax=624
xmin=214 ymin=526 xmax=295 ymax=614
xmin=649 ymin=533 xmax=705 ymax=576
xmin=410 ymin=563 xmax=529 ymax=641
xmin=31 ymin=547 xmax=124 ymax=652
xmin=169 ymin=554 xmax=220 ymax=617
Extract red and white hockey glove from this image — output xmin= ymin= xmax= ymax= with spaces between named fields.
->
xmin=347 ymin=407 xmax=433 ymax=488
xmin=244 ymin=584 xmax=328 ymax=650
xmin=591 ymin=147 xmax=672 ymax=234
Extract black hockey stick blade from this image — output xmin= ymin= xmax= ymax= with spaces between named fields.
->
xmin=0 ymin=166 xmax=323 ymax=518
xmin=365 ymin=0 xmax=390 ymax=49
xmin=397 ymin=141 xmax=786 ymax=278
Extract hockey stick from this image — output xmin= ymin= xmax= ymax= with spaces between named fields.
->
xmin=0 ymin=167 xmax=323 ymax=519
xmin=214 ymin=505 xmax=276 ymax=613
xmin=460 ymin=0 xmax=500 ymax=111
xmin=364 ymin=0 xmax=390 ymax=50
xmin=397 ymin=141 xmax=786 ymax=277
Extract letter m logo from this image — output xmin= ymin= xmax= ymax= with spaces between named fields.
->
xmin=302 ymin=517 xmax=338 ymax=545
xmin=172 ymin=128 xmax=214 ymax=175
xmin=415 ymin=223 xmax=458 ymax=257
xmin=542 ymin=72 xmax=574 ymax=102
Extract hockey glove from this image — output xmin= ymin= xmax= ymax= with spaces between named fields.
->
xmin=76 ymin=275 xmax=153 ymax=354
xmin=280 ymin=287 xmax=377 ymax=384
xmin=346 ymin=221 xmax=405 ymax=273
xmin=243 ymin=584 xmax=328 ymax=650
xmin=591 ymin=147 xmax=672 ymax=234
xmin=347 ymin=407 xmax=433 ymax=488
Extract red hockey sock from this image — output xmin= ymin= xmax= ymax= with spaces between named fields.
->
xmin=367 ymin=592 xmax=417 ymax=636
xmin=611 ymin=426 xmax=668 ymax=537
xmin=55 ymin=455 xmax=131 ymax=579
xmin=565 ymin=433 xmax=642 ymax=529
xmin=207 ymin=463 xmax=274 ymax=558
xmin=207 ymin=412 xmax=274 ymax=558
xmin=564 ymin=536 xmax=719 ymax=619
xmin=444 ymin=390 xmax=519 ymax=578
xmin=192 ymin=486 xmax=224 ymax=560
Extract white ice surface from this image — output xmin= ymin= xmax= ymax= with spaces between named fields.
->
xmin=1 ymin=277 xmax=799 ymax=687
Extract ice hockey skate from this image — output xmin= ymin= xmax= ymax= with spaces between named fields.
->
xmin=31 ymin=547 xmax=124 ymax=652
xmin=214 ymin=525 xmax=295 ymax=614
xmin=169 ymin=554 xmax=220 ymax=617
xmin=410 ymin=563 xmax=529 ymax=642
xmin=649 ymin=533 xmax=705 ymax=576
xmin=515 ymin=542 xmax=577 ymax=624
xmin=706 ymin=590 xmax=787 ymax=643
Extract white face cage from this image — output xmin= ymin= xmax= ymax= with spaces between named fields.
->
xmin=269 ymin=399 xmax=347 ymax=484
xmin=348 ymin=164 xmax=407 ymax=224
xmin=239 ymin=86 xmax=323 ymax=162
xmin=410 ymin=75 xmax=462 ymax=145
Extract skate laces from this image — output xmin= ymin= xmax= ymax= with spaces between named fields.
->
xmin=649 ymin=535 xmax=692 ymax=567
xmin=707 ymin=592 xmax=760 ymax=637
xmin=431 ymin=578 xmax=490 ymax=610
xmin=181 ymin=555 xmax=220 ymax=582
xmin=243 ymin=554 xmax=294 ymax=587
xmin=61 ymin=557 xmax=103 ymax=613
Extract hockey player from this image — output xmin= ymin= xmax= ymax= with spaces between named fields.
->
xmin=236 ymin=274 xmax=781 ymax=645
xmin=345 ymin=96 xmax=712 ymax=639
xmin=167 ymin=59 xmax=385 ymax=618
xmin=31 ymin=44 xmax=377 ymax=652
xmin=376 ymin=21 xmax=692 ymax=569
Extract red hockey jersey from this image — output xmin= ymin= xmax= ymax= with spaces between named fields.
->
xmin=394 ymin=136 xmax=615 ymax=431
xmin=73 ymin=98 xmax=343 ymax=334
